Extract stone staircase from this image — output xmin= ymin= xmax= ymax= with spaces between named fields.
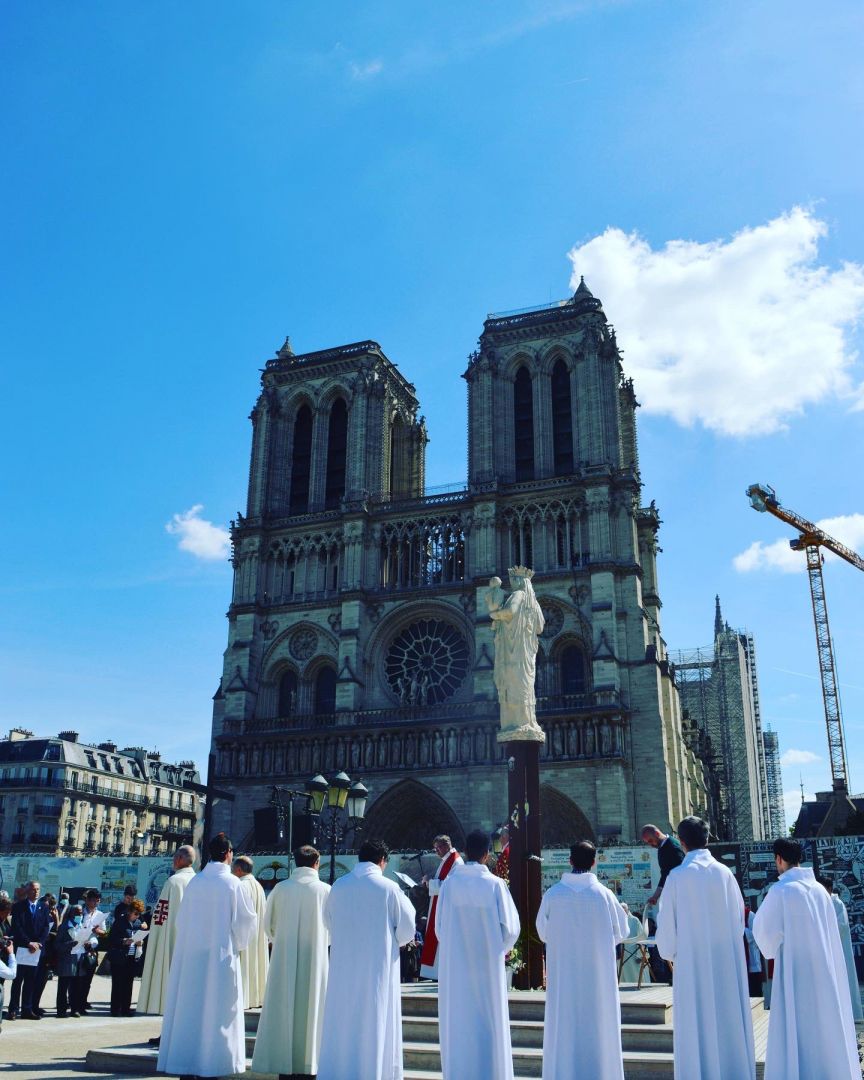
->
xmin=87 ymin=983 xmax=767 ymax=1078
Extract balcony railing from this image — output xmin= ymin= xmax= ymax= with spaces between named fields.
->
xmin=222 ymin=690 xmax=625 ymax=737
xmin=0 ymin=775 xmax=149 ymax=805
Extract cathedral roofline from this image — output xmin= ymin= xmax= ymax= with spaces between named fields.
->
xmin=482 ymin=281 xmax=604 ymax=336
xmin=264 ymin=339 xmax=388 ymax=372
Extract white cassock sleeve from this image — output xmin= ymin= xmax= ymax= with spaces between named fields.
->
xmin=496 ymin=879 xmax=521 ymax=952
xmin=264 ymin=886 xmax=278 ymax=941
xmin=611 ymin=898 xmax=629 ymax=945
xmin=535 ymin=890 xmax=551 ymax=943
xmin=392 ymin=885 xmax=416 ymax=948
xmin=655 ymin=874 xmax=677 ymax=962
xmin=232 ymin=879 xmax=258 ymax=955
xmin=752 ymin=886 xmax=783 ymax=959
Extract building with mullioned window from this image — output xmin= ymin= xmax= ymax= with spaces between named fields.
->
xmin=0 ymin=729 xmax=201 ymax=856
xmin=210 ymin=282 xmax=713 ymax=851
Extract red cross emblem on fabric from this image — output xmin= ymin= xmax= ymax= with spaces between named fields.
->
xmin=153 ymin=898 xmax=170 ymax=926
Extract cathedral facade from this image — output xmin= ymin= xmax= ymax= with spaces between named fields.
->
xmin=210 ymin=282 xmax=711 ymax=850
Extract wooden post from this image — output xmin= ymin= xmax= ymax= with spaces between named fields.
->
xmin=506 ymin=741 xmax=544 ymax=989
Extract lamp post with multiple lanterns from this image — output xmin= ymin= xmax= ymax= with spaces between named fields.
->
xmin=305 ymin=771 xmax=369 ymax=884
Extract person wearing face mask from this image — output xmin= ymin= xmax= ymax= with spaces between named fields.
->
xmin=54 ymin=906 xmax=85 ymax=1018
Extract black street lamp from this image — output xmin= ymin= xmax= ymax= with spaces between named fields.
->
xmin=305 ymin=772 xmax=368 ymax=884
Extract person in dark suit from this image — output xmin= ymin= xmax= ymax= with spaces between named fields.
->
xmin=7 ymin=881 xmax=52 ymax=1020
xmin=641 ymin=824 xmax=684 ymax=907
xmin=107 ymin=898 xmax=147 ymax=1017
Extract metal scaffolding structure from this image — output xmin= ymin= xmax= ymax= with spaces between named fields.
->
xmin=673 ymin=609 xmax=769 ymax=841
xmin=762 ymin=728 xmax=786 ymax=837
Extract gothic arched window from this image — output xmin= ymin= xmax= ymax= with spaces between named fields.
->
xmin=551 ymin=359 xmax=574 ymax=476
xmin=560 ymin=645 xmax=587 ymax=695
xmin=513 ymin=366 xmax=534 ymax=481
xmin=278 ymin=670 xmax=298 ymax=716
xmin=289 ymin=405 xmax=313 ymax=514
xmin=325 ymin=398 xmax=348 ymax=510
xmin=314 ymin=666 xmax=337 ymax=715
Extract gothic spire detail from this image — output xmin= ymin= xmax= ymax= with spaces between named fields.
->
xmin=574 ymin=275 xmax=594 ymax=299
xmin=714 ymin=594 xmax=723 ymax=639
xmin=276 ymin=336 xmax=295 ymax=359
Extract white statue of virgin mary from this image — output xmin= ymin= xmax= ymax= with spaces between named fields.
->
xmin=486 ymin=566 xmax=545 ymax=743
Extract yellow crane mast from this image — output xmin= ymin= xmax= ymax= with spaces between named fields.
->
xmin=747 ymin=484 xmax=864 ymax=830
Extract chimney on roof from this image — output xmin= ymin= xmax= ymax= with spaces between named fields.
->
xmin=58 ymin=730 xmax=79 ymax=743
xmin=98 ymin=741 xmax=117 ymax=753
xmin=9 ymin=728 xmax=34 ymax=742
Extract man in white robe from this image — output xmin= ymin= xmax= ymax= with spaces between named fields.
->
xmin=157 ymin=832 xmax=257 ymax=1080
xmin=655 ymin=816 xmax=755 ymax=1080
xmin=818 ymin=875 xmax=863 ymax=1021
xmin=419 ymin=834 xmax=463 ymax=979
xmin=137 ymin=845 xmax=196 ymax=1016
xmin=537 ymin=839 xmax=627 ymax=1080
xmin=617 ymin=902 xmax=645 ymax=984
xmin=318 ymin=838 xmax=416 ymax=1080
xmin=232 ymin=854 xmax=269 ymax=1009
xmin=753 ymin=838 xmax=858 ymax=1080
xmin=251 ymin=845 xmax=331 ymax=1080
xmin=436 ymin=828 xmax=520 ymax=1080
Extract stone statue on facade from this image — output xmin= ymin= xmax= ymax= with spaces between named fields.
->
xmin=485 ymin=566 xmax=546 ymax=744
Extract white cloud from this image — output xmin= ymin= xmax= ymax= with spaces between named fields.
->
xmin=349 ymin=59 xmax=383 ymax=80
xmin=733 ymin=512 xmax=864 ymax=573
xmin=567 ymin=207 xmax=864 ymax=436
xmin=780 ymin=748 xmax=821 ymax=767
xmin=165 ymin=505 xmax=230 ymax=561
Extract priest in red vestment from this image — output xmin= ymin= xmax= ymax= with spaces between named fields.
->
xmin=419 ymin=835 xmax=463 ymax=979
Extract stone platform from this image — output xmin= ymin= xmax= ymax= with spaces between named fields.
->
xmin=85 ymin=983 xmax=768 ymax=1079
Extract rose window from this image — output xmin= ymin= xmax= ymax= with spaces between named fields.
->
xmin=385 ymin=619 xmax=469 ymax=705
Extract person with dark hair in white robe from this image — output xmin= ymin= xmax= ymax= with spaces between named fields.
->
xmin=317 ymin=839 xmax=415 ymax=1080
xmin=251 ymin=845 xmax=331 ymax=1080
xmin=537 ymin=840 xmax=627 ymax=1080
xmin=655 ymin=816 xmax=755 ymax=1080
xmin=157 ymin=834 xmax=257 ymax=1080
xmin=754 ymin=839 xmax=858 ymax=1080
xmin=436 ymin=828 xmax=520 ymax=1080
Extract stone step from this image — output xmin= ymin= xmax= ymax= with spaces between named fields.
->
xmin=401 ymin=1014 xmax=675 ymax=1053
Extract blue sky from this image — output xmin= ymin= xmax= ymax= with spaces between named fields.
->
xmin=3 ymin=1 xmax=863 ymax=826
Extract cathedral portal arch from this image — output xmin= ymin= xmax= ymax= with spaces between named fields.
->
xmin=362 ymin=779 xmax=465 ymax=851
xmin=540 ymin=785 xmax=595 ymax=846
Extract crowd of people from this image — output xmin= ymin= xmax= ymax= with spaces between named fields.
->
xmin=2 ymin=823 xmax=862 ymax=1080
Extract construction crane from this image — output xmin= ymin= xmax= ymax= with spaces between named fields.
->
xmin=747 ymin=484 xmax=864 ymax=821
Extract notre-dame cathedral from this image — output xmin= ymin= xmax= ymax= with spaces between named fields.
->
xmin=210 ymin=281 xmax=712 ymax=850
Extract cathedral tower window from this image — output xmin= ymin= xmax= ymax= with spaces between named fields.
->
xmin=560 ymin=645 xmax=587 ymax=695
xmin=513 ymin=366 xmax=535 ymax=481
xmin=551 ymin=359 xmax=574 ymax=476
xmin=289 ymin=405 xmax=313 ymax=514
xmin=278 ymin=670 xmax=298 ymax=716
xmin=314 ymin=666 xmax=337 ymax=715
xmin=325 ymin=397 xmax=348 ymax=510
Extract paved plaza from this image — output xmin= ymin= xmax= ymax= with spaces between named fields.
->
xmin=2 ymin=975 xmax=161 ymax=1080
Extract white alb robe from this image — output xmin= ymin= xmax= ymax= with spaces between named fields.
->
xmin=753 ymin=867 xmax=858 ymax=1080
xmin=136 ymin=865 xmax=195 ymax=1015
xmin=157 ymin=860 xmax=257 ymax=1079
xmin=318 ymin=862 xmax=416 ymax=1080
xmin=537 ymin=872 xmax=628 ymax=1080
xmin=251 ymin=866 xmax=331 ymax=1076
xmin=618 ymin=910 xmax=645 ymax=983
xmin=436 ymin=861 xmax=520 ymax=1080
xmin=831 ymin=892 xmax=863 ymax=1021
xmin=655 ymin=849 xmax=755 ymax=1080
xmin=238 ymin=871 xmax=269 ymax=1008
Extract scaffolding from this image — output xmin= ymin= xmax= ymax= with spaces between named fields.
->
xmin=762 ymin=728 xmax=786 ymax=836
xmin=672 ymin=622 xmax=766 ymax=841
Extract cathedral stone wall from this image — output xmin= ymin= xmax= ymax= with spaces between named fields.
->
xmin=210 ymin=288 xmax=712 ymax=851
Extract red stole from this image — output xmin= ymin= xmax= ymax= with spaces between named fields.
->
xmin=419 ymin=850 xmax=460 ymax=976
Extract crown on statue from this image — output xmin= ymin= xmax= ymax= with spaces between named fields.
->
xmin=507 ymin=565 xmax=534 ymax=579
